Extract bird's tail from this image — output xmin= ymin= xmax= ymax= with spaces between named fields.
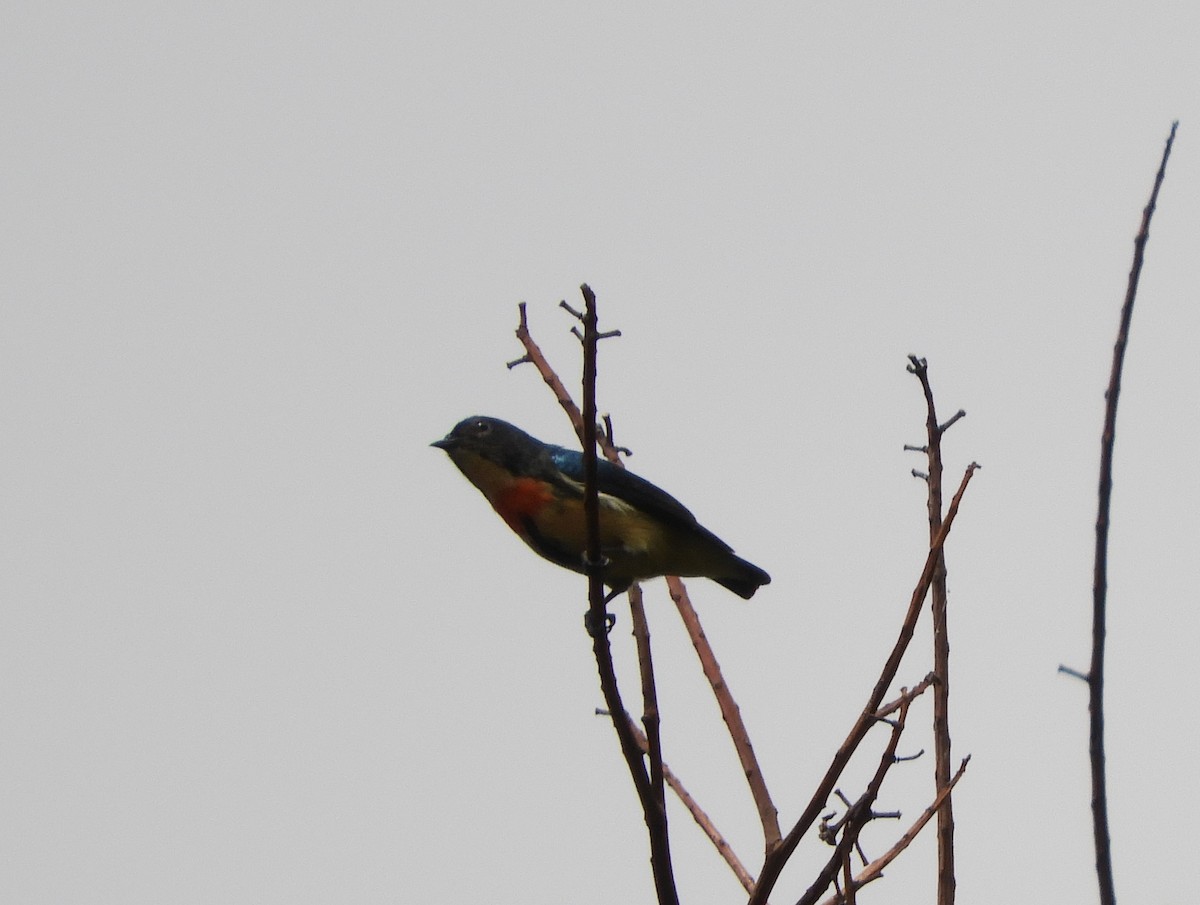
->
xmin=715 ymin=556 xmax=771 ymax=600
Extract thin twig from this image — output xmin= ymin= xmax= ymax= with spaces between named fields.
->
xmin=749 ymin=463 xmax=980 ymax=905
xmin=629 ymin=584 xmax=668 ymax=859
xmin=1088 ymin=120 xmax=1177 ymax=905
xmin=512 ymin=302 xmax=587 ymax=442
xmin=875 ymin=672 xmax=937 ymax=720
xmin=667 ymin=576 xmax=781 ymax=852
xmin=577 ymin=285 xmax=678 ymax=905
xmin=842 ymin=852 xmax=856 ymax=905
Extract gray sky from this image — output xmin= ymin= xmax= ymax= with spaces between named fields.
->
xmin=3 ymin=3 xmax=1198 ymax=903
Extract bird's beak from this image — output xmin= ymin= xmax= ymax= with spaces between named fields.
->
xmin=431 ymin=435 xmax=456 ymax=451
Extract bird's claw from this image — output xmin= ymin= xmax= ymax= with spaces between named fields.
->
xmin=584 ymin=609 xmax=617 ymax=638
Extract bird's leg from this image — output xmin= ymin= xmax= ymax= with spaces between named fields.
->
xmin=581 ymin=553 xmax=619 ymax=636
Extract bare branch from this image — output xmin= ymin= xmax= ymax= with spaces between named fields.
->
xmin=1058 ymin=665 xmax=1089 ymax=683
xmin=749 ymin=463 xmax=980 ymax=905
xmin=1087 ymin=119 xmax=1178 ymax=905
xmin=795 ymin=695 xmax=915 ymax=905
xmin=623 ymin=716 xmax=757 ymax=893
xmin=667 ymin=576 xmax=781 ymax=852
xmin=577 ymin=285 xmax=678 ymax=905
xmin=875 ymin=673 xmax=938 ymax=719
xmin=629 ymin=584 xmax=668 ymax=866
xmin=908 ymin=356 xmax=961 ymax=905
xmin=601 ymin=413 xmax=634 ymax=458
xmin=938 ymin=410 xmax=967 ymax=433
xmin=512 ymin=302 xmax=587 ymax=442
xmin=816 ymin=757 xmax=972 ymax=905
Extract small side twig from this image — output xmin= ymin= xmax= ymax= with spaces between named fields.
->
xmin=1057 ymin=664 xmax=1089 ymax=683
xmin=601 ymin=413 xmax=634 ymax=458
xmin=875 ymin=672 xmax=938 ymax=720
xmin=815 ymin=757 xmax=971 ymax=905
xmin=511 ymin=302 xmax=587 ymax=441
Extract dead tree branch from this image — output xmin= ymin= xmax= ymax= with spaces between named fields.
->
xmin=906 ymin=356 xmax=964 ymax=905
xmin=575 ymin=285 xmax=678 ymax=905
xmin=749 ymin=463 xmax=980 ymax=905
xmin=795 ymin=693 xmax=915 ymax=905
xmin=629 ymin=583 xmax=669 ymax=865
xmin=622 ymin=714 xmax=757 ymax=893
xmin=668 ymin=576 xmax=781 ymax=853
xmin=816 ymin=757 xmax=971 ymax=905
xmin=509 ymin=302 xmax=587 ymax=440
xmin=514 ymin=298 xmax=776 ymax=880
xmin=1085 ymin=120 xmax=1178 ymax=905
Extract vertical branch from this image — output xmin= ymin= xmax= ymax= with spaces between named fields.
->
xmin=907 ymin=356 xmax=964 ymax=905
xmin=1088 ymin=120 xmax=1177 ymax=905
xmin=577 ymin=285 xmax=679 ymax=905
xmin=581 ymin=286 xmax=605 ymax=626
xmin=513 ymin=296 xmax=678 ymax=900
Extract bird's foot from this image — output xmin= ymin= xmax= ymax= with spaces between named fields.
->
xmin=584 ymin=609 xmax=617 ymax=637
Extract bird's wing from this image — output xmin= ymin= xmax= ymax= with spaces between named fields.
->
xmin=546 ymin=445 xmax=728 ymax=544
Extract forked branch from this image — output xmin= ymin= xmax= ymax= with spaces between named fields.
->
xmin=749 ymin=463 xmax=980 ymax=905
xmin=816 ymin=757 xmax=972 ymax=905
xmin=795 ymin=693 xmax=918 ymax=905
xmin=515 ymin=295 xmax=772 ymax=893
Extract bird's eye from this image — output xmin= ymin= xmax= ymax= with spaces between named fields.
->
xmin=473 ymin=419 xmax=491 ymax=435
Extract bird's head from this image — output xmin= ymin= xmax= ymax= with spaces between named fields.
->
xmin=431 ymin=416 xmax=544 ymax=474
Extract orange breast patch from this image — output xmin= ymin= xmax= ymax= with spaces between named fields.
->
xmin=494 ymin=477 xmax=555 ymax=530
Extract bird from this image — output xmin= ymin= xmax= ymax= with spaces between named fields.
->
xmin=431 ymin=416 xmax=770 ymax=600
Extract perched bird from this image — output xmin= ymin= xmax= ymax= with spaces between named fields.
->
xmin=432 ymin=416 xmax=770 ymax=599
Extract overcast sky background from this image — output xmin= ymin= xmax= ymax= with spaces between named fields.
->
xmin=3 ymin=3 xmax=1198 ymax=903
